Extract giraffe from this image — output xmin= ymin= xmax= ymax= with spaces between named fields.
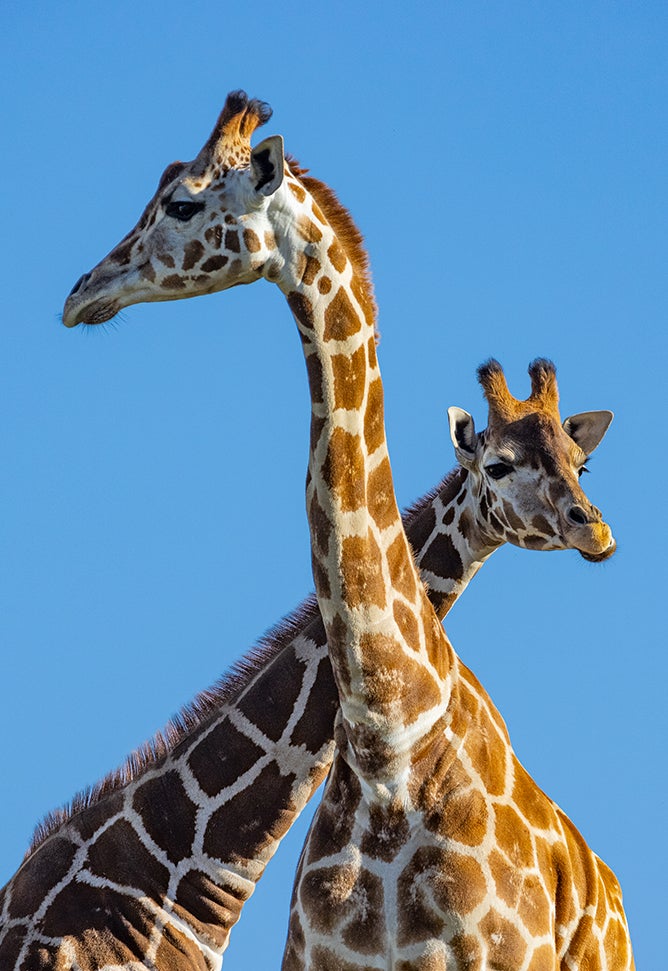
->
xmin=0 ymin=354 xmax=618 ymax=971
xmin=58 ymin=91 xmax=632 ymax=969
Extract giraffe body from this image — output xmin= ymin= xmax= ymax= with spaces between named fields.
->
xmin=56 ymin=92 xmax=632 ymax=969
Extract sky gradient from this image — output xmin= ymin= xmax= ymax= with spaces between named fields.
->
xmin=1 ymin=3 xmax=666 ymax=967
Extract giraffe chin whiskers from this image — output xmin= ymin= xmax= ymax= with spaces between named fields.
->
xmin=579 ymin=538 xmax=617 ymax=562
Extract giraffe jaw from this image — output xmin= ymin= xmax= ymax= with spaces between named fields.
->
xmin=578 ymin=538 xmax=617 ymax=563
xmin=62 ymin=296 xmax=121 ymax=328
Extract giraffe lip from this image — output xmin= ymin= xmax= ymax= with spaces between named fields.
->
xmin=578 ymin=538 xmax=616 ymax=563
xmin=63 ymin=297 xmax=120 ymax=328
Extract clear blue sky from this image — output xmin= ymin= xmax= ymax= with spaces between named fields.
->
xmin=1 ymin=2 xmax=665 ymax=967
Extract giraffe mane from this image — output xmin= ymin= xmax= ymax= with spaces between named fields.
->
xmin=26 ymin=595 xmax=321 ymax=858
xmin=287 ymin=156 xmax=379 ymax=338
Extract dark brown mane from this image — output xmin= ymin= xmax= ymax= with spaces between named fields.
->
xmin=286 ymin=156 xmax=378 ymax=334
xmin=27 ymin=595 xmax=320 ymax=858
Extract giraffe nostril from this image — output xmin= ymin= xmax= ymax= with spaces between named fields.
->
xmin=68 ymin=272 xmax=91 ymax=297
xmin=568 ymin=505 xmax=589 ymax=526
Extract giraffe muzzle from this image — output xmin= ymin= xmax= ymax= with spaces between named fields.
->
xmin=569 ymin=521 xmax=616 ymax=562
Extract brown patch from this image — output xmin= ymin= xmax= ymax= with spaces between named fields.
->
xmin=173 ymin=869 xmax=250 ymax=949
xmin=341 ymin=867 xmax=386 ymax=954
xmin=526 ymin=943 xmax=558 ymax=970
xmin=531 ymin=513 xmax=552 ymax=535
xmin=305 ymin=762 xmax=363 ymax=864
xmin=309 ymin=490 xmax=331 ymax=559
xmin=493 ymin=802 xmax=535 ymax=868
xmin=321 ymin=426 xmax=366 ymax=512
xmin=188 ymin=720 xmax=266 ymax=797
xmin=398 ymin=846 xmax=487 ymax=946
xmin=108 ymin=236 xmax=136 ymax=266
xmin=42 ymin=882 xmax=154 ymax=964
xmin=7 ymin=836 xmax=77 ymax=919
xmin=298 ymin=252 xmax=321 ymax=286
xmin=140 ymin=262 xmax=156 ymax=282
xmin=264 ymin=229 xmax=277 ymax=250
xmin=296 ymin=215 xmax=323 ymax=244
xmin=152 ymin=921 xmax=213 ymax=969
xmin=360 ymin=802 xmax=410 ymax=862
xmin=161 ymin=273 xmax=186 ymax=290
xmin=327 ymin=238 xmax=347 ymax=273
xmin=340 ymin=532 xmax=387 ymax=609
xmin=331 ymin=343 xmax=366 ymax=411
xmin=71 ymin=790 xmax=125 ymax=843
xmin=502 ymin=498 xmax=525 ymax=532
xmin=0 ymin=927 xmax=28 ymax=970
xmin=133 ymin=770 xmax=198 ymax=864
xmin=449 ymin=934 xmax=483 ymax=970
xmin=517 ymin=874 xmax=553 ymax=938
xmin=225 ymin=229 xmax=240 ymax=252
xmin=289 ymin=650 xmax=339 ymax=756
xmin=323 ymin=286 xmax=361 ymax=342
xmin=512 ymin=761 xmax=556 ymax=831
xmin=312 ymin=202 xmax=327 ymax=224
xmin=287 ymin=290 xmax=314 ymax=330
xmin=385 ymin=531 xmax=419 ymax=601
xmin=201 ymin=255 xmax=228 ymax=273
xmin=318 ymin=275 xmax=332 ymax=294
xmin=203 ymin=761 xmax=297 ymax=863
xmin=419 ymin=531 xmax=463 ymax=584
xmin=182 ymin=240 xmax=205 ymax=271
xmin=364 ymin=377 xmax=385 ymax=454
xmin=359 ymin=630 xmax=442 ymax=718
xmin=457 ymin=507 xmax=473 ymax=540
xmin=479 ymin=909 xmax=528 ymax=967
xmin=311 ymin=553 xmax=332 ymax=601
xmin=350 ymin=271 xmax=375 ymax=326
xmin=463 ymin=710 xmax=508 ymax=796
xmin=205 ymin=224 xmax=223 ymax=248
xmin=157 ymin=252 xmax=176 ymax=267
xmin=87 ymin=819 xmax=170 ymax=895
xmin=288 ymin=180 xmax=306 ymax=202
xmin=368 ymin=457 xmax=398 ymax=531
xmin=243 ymin=228 xmax=261 ymax=252
xmin=393 ymin=600 xmax=420 ymax=650
xmin=441 ymin=787 xmax=489 ymax=846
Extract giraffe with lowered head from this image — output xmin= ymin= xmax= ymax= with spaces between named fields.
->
xmin=58 ymin=91 xmax=632 ymax=969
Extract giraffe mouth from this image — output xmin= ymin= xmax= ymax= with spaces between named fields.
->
xmin=578 ymin=538 xmax=617 ymax=563
xmin=63 ymin=297 xmax=120 ymax=328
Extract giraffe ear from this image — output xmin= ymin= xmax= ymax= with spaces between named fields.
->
xmin=448 ymin=407 xmax=477 ymax=469
xmin=562 ymin=410 xmax=613 ymax=456
xmin=250 ymin=135 xmax=285 ymax=196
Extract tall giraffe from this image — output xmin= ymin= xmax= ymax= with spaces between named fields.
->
xmin=0 ymin=356 xmax=617 ymax=971
xmin=58 ymin=92 xmax=631 ymax=969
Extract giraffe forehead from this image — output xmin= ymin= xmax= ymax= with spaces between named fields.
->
xmin=487 ymin=413 xmax=581 ymax=468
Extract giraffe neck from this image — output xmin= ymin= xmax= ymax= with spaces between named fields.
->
xmin=268 ymin=178 xmax=453 ymax=780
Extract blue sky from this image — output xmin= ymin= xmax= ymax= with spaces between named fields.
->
xmin=1 ymin=2 xmax=665 ymax=966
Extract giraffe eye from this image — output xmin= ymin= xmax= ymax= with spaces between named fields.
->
xmin=165 ymin=200 xmax=204 ymax=221
xmin=486 ymin=462 xmax=513 ymax=480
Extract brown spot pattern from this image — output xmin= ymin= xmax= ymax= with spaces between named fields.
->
xmin=182 ymin=240 xmax=205 ymax=271
xmin=340 ymin=532 xmax=387 ymax=610
xmin=201 ymin=255 xmax=228 ymax=273
xmin=87 ymin=819 xmax=170 ymax=895
xmin=323 ymin=286 xmax=360 ymax=342
xmin=321 ymin=426 xmax=366 ymax=512
xmin=331 ymin=344 xmax=366 ymax=411
xmin=243 ymin=228 xmax=261 ymax=252
xmin=133 ymin=770 xmax=198 ymax=863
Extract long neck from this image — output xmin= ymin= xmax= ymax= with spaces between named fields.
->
xmin=276 ymin=182 xmax=454 ymax=780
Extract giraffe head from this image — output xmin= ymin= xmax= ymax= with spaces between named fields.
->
xmin=63 ymin=90 xmax=289 ymax=328
xmin=448 ymin=359 xmax=615 ymax=561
